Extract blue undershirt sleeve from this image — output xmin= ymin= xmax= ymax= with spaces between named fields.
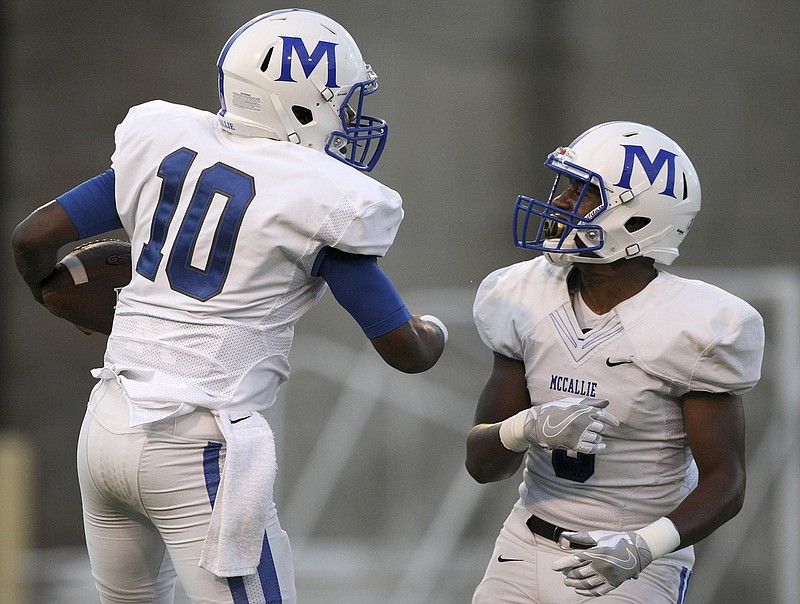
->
xmin=56 ymin=169 xmax=123 ymax=239
xmin=313 ymin=246 xmax=412 ymax=339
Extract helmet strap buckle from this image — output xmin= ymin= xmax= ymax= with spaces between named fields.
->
xmin=310 ymin=74 xmax=335 ymax=102
xmin=625 ymin=243 xmax=641 ymax=257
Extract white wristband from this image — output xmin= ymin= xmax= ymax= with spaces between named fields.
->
xmin=498 ymin=409 xmax=531 ymax=452
xmin=636 ymin=517 xmax=681 ymax=560
xmin=419 ymin=314 xmax=448 ymax=344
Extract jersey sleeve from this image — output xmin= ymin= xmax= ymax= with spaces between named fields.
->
xmin=112 ymin=101 xmax=168 ymax=163
xmin=625 ymin=274 xmax=766 ymax=397
xmin=473 ymin=266 xmax=526 ymax=360
xmin=327 ymin=194 xmax=403 ymax=258
xmin=689 ymin=312 xmax=764 ymax=395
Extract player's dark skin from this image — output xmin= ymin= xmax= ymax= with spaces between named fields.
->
xmin=13 ymin=201 xmax=445 ymax=373
xmin=465 ymin=180 xmax=746 ymax=550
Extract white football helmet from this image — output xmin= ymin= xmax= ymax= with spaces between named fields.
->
xmin=217 ymin=9 xmax=387 ymax=171
xmin=514 ymin=121 xmax=701 ymax=266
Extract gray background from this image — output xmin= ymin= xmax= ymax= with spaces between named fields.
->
xmin=2 ymin=1 xmax=798 ymax=603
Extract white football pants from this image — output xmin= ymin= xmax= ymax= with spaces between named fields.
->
xmin=77 ymin=378 xmax=296 ymax=604
xmin=472 ymin=502 xmax=694 ymax=604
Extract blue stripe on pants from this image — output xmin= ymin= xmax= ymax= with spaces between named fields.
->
xmin=676 ymin=566 xmax=692 ymax=604
xmin=203 ymin=441 xmax=283 ymax=604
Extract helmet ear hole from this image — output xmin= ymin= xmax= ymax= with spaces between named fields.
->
xmin=624 ymin=217 xmax=651 ymax=233
xmin=292 ymin=105 xmax=314 ymax=124
xmin=259 ymin=47 xmax=274 ymax=72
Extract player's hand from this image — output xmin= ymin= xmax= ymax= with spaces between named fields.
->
xmin=552 ymin=530 xmax=653 ymax=597
xmin=525 ymin=397 xmax=619 ymax=453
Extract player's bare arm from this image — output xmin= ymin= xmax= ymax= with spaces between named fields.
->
xmin=315 ymin=246 xmax=447 ymax=374
xmin=466 ymin=354 xmax=530 ymax=483
xmin=668 ymin=391 xmax=746 ymax=546
xmin=553 ymin=391 xmax=746 ymax=597
xmin=370 ymin=315 xmax=446 ymax=374
xmin=12 ymin=200 xmax=79 ymax=303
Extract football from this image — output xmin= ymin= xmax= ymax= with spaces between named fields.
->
xmin=41 ymin=239 xmax=132 ymax=335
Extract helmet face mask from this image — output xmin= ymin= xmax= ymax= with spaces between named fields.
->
xmin=324 ymin=75 xmax=387 ymax=170
xmin=217 ymin=9 xmax=387 ymax=171
xmin=514 ymin=122 xmax=701 ymax=266
xmin=516 ymin=158 xmax=609 ymax=261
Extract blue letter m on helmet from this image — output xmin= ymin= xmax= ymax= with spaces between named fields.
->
xmin=277 ymin=36 xmax=338 ymax=88
xmin=614 ymin=145 xmax=678 ymax=198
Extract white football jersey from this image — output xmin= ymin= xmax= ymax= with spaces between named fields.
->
xmin=105 ymin=100 xmax=403 ymax=424
xmin=473 ymin=256 xmax=764 ymax=531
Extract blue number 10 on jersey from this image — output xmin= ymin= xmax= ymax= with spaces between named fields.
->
xmin=137 ymin=147 xmax=256 ymax=301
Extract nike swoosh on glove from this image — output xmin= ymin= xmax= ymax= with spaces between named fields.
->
xmin=552 ymin=530 xmax=653 ymax=597
xmin=525 ymin=397 xmax=620 ymax=454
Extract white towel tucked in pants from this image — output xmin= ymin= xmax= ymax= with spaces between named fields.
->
xmin=200 ymin=408 xmax=278 ymax=577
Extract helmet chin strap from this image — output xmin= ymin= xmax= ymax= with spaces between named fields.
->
xmin=310 ymin=73 xmax=335 ymax=103
xmin=543 ymin=239 xmax=576 ymax=267
xmin=543 ymin=251 xmax=573 ymax=267
xmin=543 ymin=233 xmax=609 ymax=266
xmin=309 ymin=73 xmax=348 ymax=151
xmin=270 ymin=94 xmax=301 ymax=144
xmin=610 ymin=179 xmax=651 ymax=206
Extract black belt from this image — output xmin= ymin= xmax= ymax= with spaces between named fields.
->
xmin=526 ymin=515 xmax=594 ymax=550
xmin=526 ymin=514 xmax=587 ymax=547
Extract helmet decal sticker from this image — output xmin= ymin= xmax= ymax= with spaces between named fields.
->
xmin=614 ymin=145 xmax=678 ymax=198
xmin=277 ymin=36 xmax=339 ymax=88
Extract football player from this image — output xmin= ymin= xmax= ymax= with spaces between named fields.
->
xmin=466 ymin=121 xmax=764 ymax=602
xmin=12 ymin=9 xmax=446 ymax=604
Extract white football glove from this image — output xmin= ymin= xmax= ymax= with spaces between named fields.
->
xmin=499 ymin=397 xmax=620 ymax=454
xmin=552 ymin=530 xmax=653 ymax=597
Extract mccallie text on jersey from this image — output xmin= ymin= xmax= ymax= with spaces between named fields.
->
xmin=549 ymin=374 xmax=599 ymax=398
